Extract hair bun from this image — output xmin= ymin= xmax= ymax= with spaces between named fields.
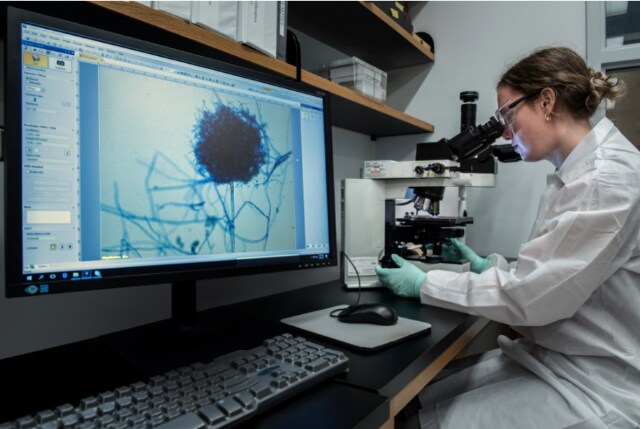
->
xmin=498 ymin=47 xmax=625 ymax=120
xmin=589 ymin=69 xmax=609 ymax=82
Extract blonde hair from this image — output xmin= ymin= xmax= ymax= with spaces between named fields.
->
xmin=498 ymin=47 xmax=626 ymax=120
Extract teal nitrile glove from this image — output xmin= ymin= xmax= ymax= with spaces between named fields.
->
xmin=442 ymin=238 xmax=490 ymax=273
xmin=375 ymin=254 xmax=426 ymax=298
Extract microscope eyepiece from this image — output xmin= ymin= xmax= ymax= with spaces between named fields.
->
xmin=460 ymin=91 xmax=479 ymax=134
xmin=445 ymin=115 xmax=505 ymax=161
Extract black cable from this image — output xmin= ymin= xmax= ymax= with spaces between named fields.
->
xmin=396 ymin=195 xmax=417 ymax=206
xmin=0 ymin=126 xmax=4 ymax=162
xmin=330 ymin=251 xmax=363 ymax=318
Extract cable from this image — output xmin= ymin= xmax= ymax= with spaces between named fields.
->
xmin=396 ymin=195 xmax=417 ymax=206
xmin=330 ymin=251 xmax=363 ymax=318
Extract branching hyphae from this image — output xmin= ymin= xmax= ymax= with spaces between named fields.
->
xmin=100 ymin=98 xmax=294 ymax=260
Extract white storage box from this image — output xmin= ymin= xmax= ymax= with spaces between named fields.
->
xmin=191 ymin=1 xmax=240 ymax=40
xmin=237 ymin=1 xmax=287 ymax=59
xmin=155 ymin=2 xmax=192 ymax=21
xmin=327 ymin=57 xmax=387 ymax=101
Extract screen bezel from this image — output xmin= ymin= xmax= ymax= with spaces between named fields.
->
xmin=4 ymin=7 xmax=337 ymax=298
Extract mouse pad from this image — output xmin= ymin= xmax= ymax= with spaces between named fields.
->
xmin=281 ymin=305 xmax=431 ymax=352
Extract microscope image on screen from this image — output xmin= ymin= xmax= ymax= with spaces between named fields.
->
xmin=7 ymin=12 xmax=333 ymax=299
xmin=98 ymin=69 xmax=295 ymax=260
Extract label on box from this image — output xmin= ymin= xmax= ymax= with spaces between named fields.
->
xmin=364 ymin=161 xmax=389 ymax=178
xmin=346 ymin=257 xmax=379 ymax=276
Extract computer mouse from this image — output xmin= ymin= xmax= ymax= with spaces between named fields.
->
xmin=337 ymin=303 xmax=398 ymax=326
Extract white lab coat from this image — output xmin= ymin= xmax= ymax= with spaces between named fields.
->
xmin=418 ymin=118 xmax=640 ymax=428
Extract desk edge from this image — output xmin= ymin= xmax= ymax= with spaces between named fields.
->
xmin=386 ymin=317 xmax=489 ymax=417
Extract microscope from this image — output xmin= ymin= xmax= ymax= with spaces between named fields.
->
xmin=341 ymin=92 xmax=519 ymax=288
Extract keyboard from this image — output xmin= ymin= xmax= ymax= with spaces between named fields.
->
xmin=0 ymin=333 xmax=349 ymax=429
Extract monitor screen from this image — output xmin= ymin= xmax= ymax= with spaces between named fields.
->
xmin=4 ymin=8 xmax=336 ymax=298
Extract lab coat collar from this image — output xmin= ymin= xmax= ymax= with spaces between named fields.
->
xmin=555 ymin=117 xmax=614 ymax=184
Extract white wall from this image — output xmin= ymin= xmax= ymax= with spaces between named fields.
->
xmin=378 ymin=1 xmax=586 ymax=258
xmin=0 ymin=2 xmax=586 ymax=360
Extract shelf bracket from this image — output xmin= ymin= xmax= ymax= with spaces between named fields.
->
xmin=286 ymin=30 xmax=302 ymax=82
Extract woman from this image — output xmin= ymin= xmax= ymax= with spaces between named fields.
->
xmin=376 ymin=47 xmax=640 ymax=428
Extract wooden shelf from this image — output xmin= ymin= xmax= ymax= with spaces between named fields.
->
xmin=90 ymin=1 xmax=434 ymax=138
xmin=288 ymin=1 xmax=434 ymax=70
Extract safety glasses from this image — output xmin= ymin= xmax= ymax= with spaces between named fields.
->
xmin=495 ymin=90 xmax=542 ymax=129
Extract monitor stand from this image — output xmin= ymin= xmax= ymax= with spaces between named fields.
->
xmin=98 ymin=280 xmax=250 ymax=378
xmin=169 ymin=280 xmax=219 ymax=341
xmin=132 ymin=280 xmax=221 ymax=351
xmin=171 ymin=280 xmax=199 ymax=332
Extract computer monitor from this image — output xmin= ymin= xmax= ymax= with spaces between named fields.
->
xmin=3 ymin=7 xmax=336 ymax=324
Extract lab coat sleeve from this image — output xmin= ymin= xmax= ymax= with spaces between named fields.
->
xmin=420 ymin=171 xmax=640 ymax=326
xmin=486 ymin=253 xmax=513 ymax=271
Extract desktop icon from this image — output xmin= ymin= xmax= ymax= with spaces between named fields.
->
xmin=26 ymin=275 xmax=33 ymax=281
xmin=39 ymin=285 xmax=49 ymax=294
xmin=24 ymin=285 xmax=38 ymax=295
xmin=62 ymin=273 xmax=69 ymax=279
xmin=93 ymin=270 xmax=102 ymax=278
xmin=72 ymin=272 xmax=80 ymax=278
